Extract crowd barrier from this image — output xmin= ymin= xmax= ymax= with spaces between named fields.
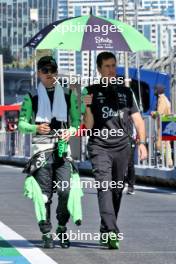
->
xmin=0 ymin=115 xmax=176 ymax=168
xmin=0 ymin=131 xmax=31 ymax=158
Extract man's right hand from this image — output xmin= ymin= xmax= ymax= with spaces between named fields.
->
xmin=37 ymin=123 xmax=51 ymax=134
xmin=83 ymin=94 xmax=93 ymax=107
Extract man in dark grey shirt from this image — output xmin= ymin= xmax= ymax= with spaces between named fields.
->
xmin=82 ymin=52 xmax=147 ymax=249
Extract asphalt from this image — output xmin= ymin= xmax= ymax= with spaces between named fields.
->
xmin=0 ymin=165 xmax=176 ymax=264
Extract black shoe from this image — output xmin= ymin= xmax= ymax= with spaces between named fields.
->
xmin=42 ymin=233 xmax=54 ymax=248
xmin=56 ymin=225 xmax=70 ymax=248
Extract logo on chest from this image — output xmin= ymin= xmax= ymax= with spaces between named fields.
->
xmin=102 ymin=106 xmax=124 ymax=119
xmin=97 ymin=92 xmax=106 ymax=104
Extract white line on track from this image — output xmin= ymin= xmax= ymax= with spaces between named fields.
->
xmin=118 ymin=251 xmax=176 ymax=254
xmin=0 ymin=262 xmax=13 ymax=263
xmin=0 ymin=221 xmax=57 ymax=264
xmin=0 ymin=165 xmax=22 ymax=170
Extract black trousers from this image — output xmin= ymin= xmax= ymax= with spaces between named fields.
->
xmin=126 ymin=144 xmax=136 ymax=188
xmin=33 ymin=151 xmax=71 ymax=234
xmin=88 ymin=144 xmax=130 ymax=234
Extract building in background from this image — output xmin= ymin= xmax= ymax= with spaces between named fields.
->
xmin=0 ymin=0 xmax=57 ymax=64
xmin=141 ymin=0 xmax=176 ymax=19
xmin=58 ymin=0 xmax=68 ymax=20
xmin=56 ymin=0 xmax=115 ymax=77
xmin=116 ymin=0 xmax=176 ymax=62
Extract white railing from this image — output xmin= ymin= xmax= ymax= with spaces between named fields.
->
xmin=0 ymin=131 xmax=31 ymax=158
xmin=138 ymin=115 xmax=176 ymax=169
xmin=0 ymin=116 xmax=175 ymax=170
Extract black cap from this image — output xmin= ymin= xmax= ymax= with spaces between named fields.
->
xmin=37 ymin=56 xmax=57 ymax=70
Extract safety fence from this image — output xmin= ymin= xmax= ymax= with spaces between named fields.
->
xmin=138 ymin=115 xmax=176 ymax=169
xmin=0 ymin=131 xmax=31 ymax=158
xmin=0 ymin=115 xmax=176 ymax=170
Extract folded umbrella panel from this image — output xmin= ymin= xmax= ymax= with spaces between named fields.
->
xmin=81 ymin=15 xmax=130 ymax=51
xmin=107 ymin=17 xmax=155 ymax=52
xmin=37 ymin=16 xmax=89 ymax=50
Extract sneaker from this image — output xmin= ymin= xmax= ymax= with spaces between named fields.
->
xmin=127 ymin=187 xmax=135 ymax=195
xmin=56 ymin=225 xmax=70 ymax=248
xmin=99 ymin=233 xmax=109 ymax=248
xmin=42 ymin=233 xmax=54 ymax=248
xmin=108 ymin=232 xmax=120 ymax=249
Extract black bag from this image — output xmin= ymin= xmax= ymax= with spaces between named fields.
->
xmin=23 ymin=148 xmax=54 ymax=175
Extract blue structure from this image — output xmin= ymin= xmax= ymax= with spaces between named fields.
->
xmin=117 ymin=67 xmax=170 ymax=114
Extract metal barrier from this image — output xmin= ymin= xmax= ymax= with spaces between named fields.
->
xmin=0 ymin=131 xmax=31 ymax=158
xmin=0 ymin=115 xmax=175 ymax=170
xmin=138 ymin=115 xmax=176 ymax=169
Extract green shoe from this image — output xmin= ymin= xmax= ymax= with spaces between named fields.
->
xmin=99 ymin=233 xmax=109 ymax=247
xmin=108 ymin=232 xmax=120 ymax=250
xmin=42 ymin=233 xmax=54 ymax=248
xmin=56 ymin=225 xmax=70 ymax=249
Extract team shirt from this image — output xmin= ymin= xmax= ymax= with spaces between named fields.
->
xmin=82 ymin=84 xmax=139 ymax=148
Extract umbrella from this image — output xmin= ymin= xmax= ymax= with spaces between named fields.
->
xmin=25 ymin=15 xmax=155 ymax=52
xmin=25 ymin=14 xmax=155 ymax=113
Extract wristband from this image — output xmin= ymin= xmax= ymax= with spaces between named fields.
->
xmin=138 ymin=140 xmax=146 ymax=145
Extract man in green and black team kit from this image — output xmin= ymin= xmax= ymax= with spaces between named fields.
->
xmin=18 ymin=56 xmax=80 ymax=248
xmin=82 ymin=52 xmax=147 ymax=249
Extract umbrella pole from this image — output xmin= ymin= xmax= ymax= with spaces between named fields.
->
xmin=122 ymin=0 xmax=130 ymax=88
xmin=34 ymin=49 xmax=37 ymax=90
xmin=136 ymin=53 xmax=143 ymax=113
xmin=88 ymin=50 xmax=91 ymax=86
xmin=124 ymin=53 xmax=130 ymax=87
xmin=88 ymin=7 xmax=92 ymax=86
xmin=135 ymin=0 xmax=143 ymax=113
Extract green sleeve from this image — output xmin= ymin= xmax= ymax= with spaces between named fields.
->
xmin=81 ymin=87 xmax=88 ymax=114
xmin=69 ymin=91 xmax=81 ymax=129
xmin=18 ymin=94 xmax=37 ymax=134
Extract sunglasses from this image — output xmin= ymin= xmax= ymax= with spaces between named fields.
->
xmin=40 ymin=66 xmax=57 ymax=74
